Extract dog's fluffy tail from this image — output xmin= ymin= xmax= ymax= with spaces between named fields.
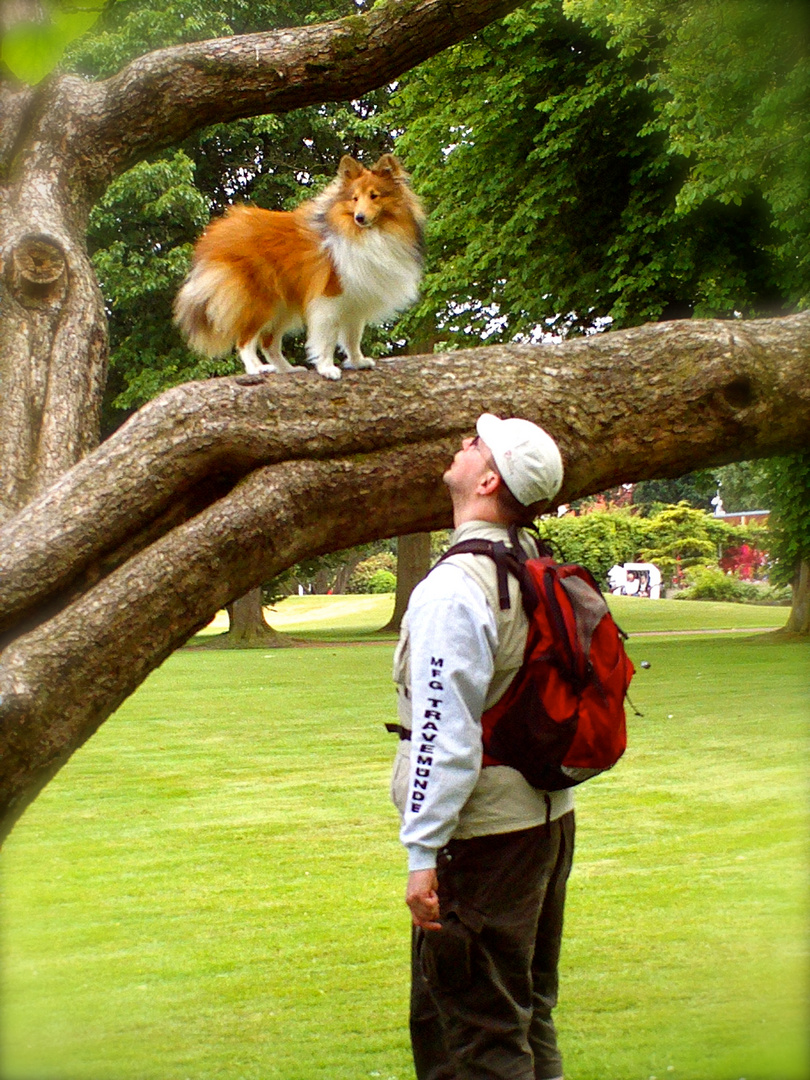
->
xmin=173 ymin=262 xmax=245 ymax=358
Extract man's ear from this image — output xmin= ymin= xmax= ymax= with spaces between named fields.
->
xmin=477 ymin=469 xmax=502 ymax=497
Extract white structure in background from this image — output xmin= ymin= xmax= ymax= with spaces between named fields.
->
xmin=608 ymin=564 xmax=627 ymax=594
xmin=621 ymin=562 xmax=662 ymax=599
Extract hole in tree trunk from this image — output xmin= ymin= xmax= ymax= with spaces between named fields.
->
xmin=9 ymin=234 xmax=67 ymax=306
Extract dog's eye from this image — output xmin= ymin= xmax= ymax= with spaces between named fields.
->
xmin=370 ymin=192 xmax=379 ymax=200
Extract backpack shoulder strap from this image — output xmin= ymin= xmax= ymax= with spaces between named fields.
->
xmin=437 ymin=533 xmax=537 ymax=615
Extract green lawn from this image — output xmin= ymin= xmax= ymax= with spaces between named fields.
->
xmin=1 ymin=616 xmax=807 ymax=1080
xmin=199 ymin=592 xmax=792 ymax=642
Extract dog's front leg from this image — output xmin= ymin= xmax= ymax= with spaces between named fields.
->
xmin=304 ymin=298 xmax=342 ymax=380
xmin=338 ymin=315 xmax=375 ymax=371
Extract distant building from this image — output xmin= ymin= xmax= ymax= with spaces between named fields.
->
xmin=715 ymin=510 xmax=770 ymax=528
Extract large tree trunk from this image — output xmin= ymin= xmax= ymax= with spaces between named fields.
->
xmin=382 ymin=533 xmax=434 ymax=633
xmin=0 ymin=138 xmax=106 ymax=521
xmin=782 ymin=560 xmax=810 ymax=635
xmin=1 ymin=312 xmax=809 ymax=839
xmin=210 ymin=588 xmax=294 ymax=649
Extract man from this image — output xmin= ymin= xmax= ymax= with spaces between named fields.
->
xmin=391 ymin=413 xmax=574 ymax=1080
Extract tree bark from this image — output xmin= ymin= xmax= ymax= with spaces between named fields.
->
xmin=1 ymin=311 xmax=809 ymax=838
xmin=382 ymin=341 xmax=439 ymax=632
xmin=0 ymin=0 xmax=523 ymax=522
xmin=783 ymin=559 xmax=810 ymax=635
xmin=0 ymin=99 xmax=108 ymax=521
xmin=382 ymin=533 xmax=434 ymax=633
xmin=211 ymin=587 xmax=294 ymax=649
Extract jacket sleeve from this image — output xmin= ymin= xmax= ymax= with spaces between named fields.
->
xmin=400 ymin=563 xmax=498 ymax=871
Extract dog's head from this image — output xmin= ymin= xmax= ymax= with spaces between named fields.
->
xmin=334 ymin=154 xmax=420 ymax=232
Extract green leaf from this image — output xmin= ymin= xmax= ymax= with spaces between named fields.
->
xmin=1 ymin=0 xmax=106 ymax=84
xmin=1 ymin=22 xmax=65 ymax=84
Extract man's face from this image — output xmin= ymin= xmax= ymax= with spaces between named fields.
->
xmin=443 ymin=434 xmax=497 ymax=498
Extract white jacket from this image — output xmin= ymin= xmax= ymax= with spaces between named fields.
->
xmin=391 ymin=521 xmax=574 ymax=872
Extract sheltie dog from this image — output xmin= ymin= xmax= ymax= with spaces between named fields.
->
xmin=173 ymin=154 xmax=425 ymax=380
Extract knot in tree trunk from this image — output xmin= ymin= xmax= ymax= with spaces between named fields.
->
xmin=8 ymin=234 xmax=67 ymax=308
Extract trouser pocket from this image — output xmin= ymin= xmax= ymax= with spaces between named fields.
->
xmin=419 ymin=914 xmax=473 ymax=993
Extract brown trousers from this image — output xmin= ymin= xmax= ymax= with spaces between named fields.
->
xmin=410 ymin=812 xmax=575 ymax=1080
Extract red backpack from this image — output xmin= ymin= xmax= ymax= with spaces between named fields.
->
xmin=441 ymin=529 xmax=635 ymax=790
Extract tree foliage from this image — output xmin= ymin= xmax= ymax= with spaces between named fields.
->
xmin=537 ymin=509 xmax=644 ymax=583
xmin=347 ymin=551 xmax=398 ymax=593
xmin=636 ymin=502 xmax=740 ymax=584
xmin=388 ymin=0 xmax=808 ymax=346
xmin=568 ymin=0 xmax=810 ymax=304
xmin=536 ymin=503 xmax=763 ymax=587
xmin=761 ymin=451 xmax=810 ymax=587
xmin=0 ymin=0 xmax=106 ymax=84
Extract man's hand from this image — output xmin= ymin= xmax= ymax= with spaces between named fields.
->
xmin=406 ymin=868 xmax=442 ymax=931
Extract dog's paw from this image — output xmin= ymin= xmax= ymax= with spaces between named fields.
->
xmin=342 ymin=356 xmax=375 ymax=371
xmin=316 ymin=364 xmax=342 ymax=381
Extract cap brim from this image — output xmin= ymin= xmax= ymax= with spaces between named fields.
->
xmin=475 ymin=413 xmax=503 ymax=451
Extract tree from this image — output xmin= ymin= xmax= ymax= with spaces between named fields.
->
xmin=0 ymin=0 xmax=525 ymax=523
xmin=635 ymin=503 xmax=733 ymax=586
xmin=220 ymin=589 xmax=293 ymax=649
xmin=2 ymin=1 xmax=808 ymax=840
xmin=388 ymin=0 xmax=808 ymax=344
xmin=0 ymin=311 xmax=809 ymax=837
xmin=760 ymin=451 xmax=810 ymax=634
xmin=381 ymin=533 xmax=433 ymax=630
xmin=537 ymin=508 xmax=645 ymax=585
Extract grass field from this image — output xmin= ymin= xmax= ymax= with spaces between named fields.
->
xmin=200 ymin=592 xmax=792 ymax=641
xmin=1 ymin=599 xmax=807 ymax=1080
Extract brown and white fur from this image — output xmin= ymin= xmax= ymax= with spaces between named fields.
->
xmin=173 ymin=155 xmax=425 ymax=380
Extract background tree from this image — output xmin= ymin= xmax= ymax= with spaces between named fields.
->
xmin=760 ymin=451 xmax=810 ymax=634
xmin=635 ymin=503 xmax=731 ymax=586
xmin=389 ymin=0 xmax=808 ymax=343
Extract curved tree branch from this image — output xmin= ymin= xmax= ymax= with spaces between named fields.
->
xmin=2 ymin=311 xmax=808 ymax=637
xmin=1 ymin=311 xmax=809 ymax=837
xmin=69 ymin=0 xmax=523 ymax=191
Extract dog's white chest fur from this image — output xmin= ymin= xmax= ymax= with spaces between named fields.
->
xmin=322 ymin=230 xmax=422 ymax=322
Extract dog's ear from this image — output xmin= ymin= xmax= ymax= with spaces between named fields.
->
xmin=371 ymin=154 xmax=407 ymax=181
xmin=338 ymin=156 xmax=365 ymax=181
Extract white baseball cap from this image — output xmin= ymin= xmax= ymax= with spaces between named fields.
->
xmin=476 ymin=413 xmax=564 ymax=506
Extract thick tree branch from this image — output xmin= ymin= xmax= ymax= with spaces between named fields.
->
xmin=2 ymin=313 xmax=808 ymax=643
xmin=68 ymin=0 xmax=523 ymax=190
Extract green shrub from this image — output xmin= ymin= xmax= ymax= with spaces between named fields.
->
xmin=636 ymin=503 xmax=734 ymax=586
xmin=347 ymin=553 xmax=397 ymax=594
xmin=675 ymin=565 xmax=792 ymax=605
xmin=536 ymin=509 xmax=644 ymax=586
xmin=366 ymin=569 xmax=397 ymax=594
